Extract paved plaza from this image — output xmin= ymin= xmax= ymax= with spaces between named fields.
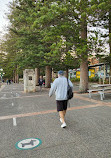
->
xmin=0 ymin=83 xmax=111 ymax=158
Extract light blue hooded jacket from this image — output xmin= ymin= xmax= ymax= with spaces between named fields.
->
xmin=49 ymin=76 xmax=73 ymax=100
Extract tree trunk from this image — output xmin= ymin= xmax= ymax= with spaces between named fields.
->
xmin=14 ymin=68 xmax=19 ymax=83
xmin=45 ymin=66 xmax=52 ymax=88
xmin=13 ymin=70 xmax=15 ymax=83
xmin=109 ymin=7 xmax=111 ymax=76
xmin=79 ymin=7 xmax=88 ymax=92
xmin=15 ymin=70 xmax=17 ymax=83
xmin=17 ymin=73 xmax=19 ymax=83
xmin=35 ymin=68 xmax=40 ymax=86
xmin=65 ymin=68 xmax=68 ymax=79
xmin=79 ymin=60 xmax=88 ymax=92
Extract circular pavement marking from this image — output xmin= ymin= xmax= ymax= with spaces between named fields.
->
xmin=15 ymin=138 xmax=42 ymax=150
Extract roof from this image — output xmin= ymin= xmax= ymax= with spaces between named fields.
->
xmin=88 ymin=63 xmax=106 ymax=68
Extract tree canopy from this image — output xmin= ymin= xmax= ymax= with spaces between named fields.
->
xmin=0 ymin=0 xmax=110 ymax=91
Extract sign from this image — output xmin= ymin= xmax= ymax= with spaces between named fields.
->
xmin=15 ymin=138 xmax=42 ymax=150
xmin=29 ymin=76 xmax=32 ymax=80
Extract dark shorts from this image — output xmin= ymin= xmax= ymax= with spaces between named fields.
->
xmin=56 ymin=100 xmax=68 ymax=112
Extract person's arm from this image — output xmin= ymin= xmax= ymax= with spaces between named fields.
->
xmin=49 ymin=79 xmax=57 ymax=97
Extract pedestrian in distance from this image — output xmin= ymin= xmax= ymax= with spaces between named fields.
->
xmin=9 ymin=79 xmax=11 ymax=84
xmin=43 ymin=78 xmax=45 ymax=87
xmin=49 ymin=70 xmax=73 ymax=128
xmin=6 ymin=79 xmax=9 ymax=85
xmin=38 ymin=76 xmax=43 ymax=91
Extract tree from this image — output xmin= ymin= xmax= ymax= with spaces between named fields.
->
xmin=2 ymin=0 xmax=107 ymax=91
xmin=32 ymin=0 xmax=79 ymax=86
xmin=0 ymin=31 xmax=20 ymax=81
xmin=7 ymin=0 xmax=45 ymax=70
xmin=97 ymin=0 xmax=111 ymax=75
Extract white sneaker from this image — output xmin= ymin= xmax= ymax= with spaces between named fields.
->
xmin=60 ymin=118 xmax=62 ymax=123
xmin=61 ymin=122 xmax=67 ymax=128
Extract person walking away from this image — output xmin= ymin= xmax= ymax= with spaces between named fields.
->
xmin=38 ymin=76 xmax=43 ymax=91
xmin=49 ymin=70 xmax=73 ymax=128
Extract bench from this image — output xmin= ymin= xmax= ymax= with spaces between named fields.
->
xmin=88 ymin=88 xmax=111 ymax=100
xmin=98 ymin=91 xmax=104 ymax=100
xmin=87 ymin=89 xmax=103 ymax=98
xmin=98 ymin=88 xmax=111 ymax=100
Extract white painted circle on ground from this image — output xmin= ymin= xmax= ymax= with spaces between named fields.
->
xmin=15 ymin=138 xmax=42 ymax=150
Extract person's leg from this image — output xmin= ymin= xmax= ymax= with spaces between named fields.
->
xmin=63 ymin=110 xmax=66 ymax=119
xmin=60 ymin=101 xmax=67 ymax=126
xmin=59 ymin=111 xmax=65 ymax=123
xmin=59 ymin=111 xmax=67 ymax=128
xmin=57 ymin=101 xmax=67 ymax=127
xmin=40 ymin=85 xmax=42 ymax=91
xmin=63 ymin=100 xmax=68 ymax=117
xmin=63 ymin=110 xmax=66 ymax=117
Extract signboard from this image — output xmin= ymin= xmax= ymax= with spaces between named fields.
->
xmin=29 ymin=76 xmax=32 ymax=80
xmin=15 ymin=138 xmax=42 ymax=150
xmin=89 ymin=69 xmax=95 ymax=78
xmin=76 ymin=71 xmax=80 ymax=78
xmin=76 ymin=69 xmax=95 ymax=79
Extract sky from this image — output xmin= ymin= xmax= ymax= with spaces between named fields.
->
xmin=0 ymin=0 xmax=13 ymax=36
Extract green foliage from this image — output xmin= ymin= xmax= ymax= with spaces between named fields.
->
xmin=70 ymin=78 xmax=80 ymax=83
xmin=89 ymin=77 xmax=99 ymax=82
xmin=0 ymin=0 xmax=110 ymax=79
